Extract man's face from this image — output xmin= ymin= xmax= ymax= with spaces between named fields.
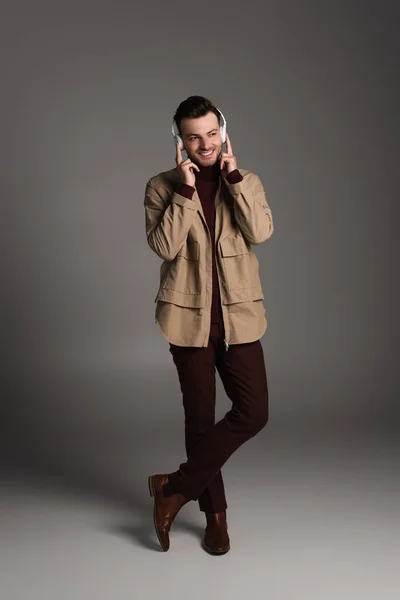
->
xmin=180 ymin=111 xmax=222 ymax=167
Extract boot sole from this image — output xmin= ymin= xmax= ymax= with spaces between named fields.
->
xmin=201 ymin=540 xmax=230 ymax=555
xmin=148 ymin=475 xmax=169 ymax=552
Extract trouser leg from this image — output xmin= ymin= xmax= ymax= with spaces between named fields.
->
xmin=168 ymin=323 xmax=228 ymax=513
xmin=168 ymin=323 xmax=269 ymax=503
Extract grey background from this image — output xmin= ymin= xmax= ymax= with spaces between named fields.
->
xmin=1 ymin=1 xmax=399 ymax=599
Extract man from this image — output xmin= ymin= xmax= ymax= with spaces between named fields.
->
xmin=144 ymin=96 xmax=273 ymax=554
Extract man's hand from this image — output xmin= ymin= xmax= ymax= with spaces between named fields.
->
xmin=175 ymin=142 xmax=200 ymax=187
xmin=219 ymin=133 xmax=238 ymax=176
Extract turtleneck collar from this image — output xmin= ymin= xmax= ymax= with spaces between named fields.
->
xmin=195 ymin=160 xmax=221 ymax=182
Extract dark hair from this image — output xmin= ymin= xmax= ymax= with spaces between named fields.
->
xmin=173 ymin=96 xmax=220 ymax=134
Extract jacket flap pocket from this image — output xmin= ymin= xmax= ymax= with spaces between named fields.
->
xmin=220 ymin=235 xmax=249 ymax=257
xmin=155 ymin=287 xmax=205 ymax=307
xmin=177 ymin=241 xmax=200 ymax=260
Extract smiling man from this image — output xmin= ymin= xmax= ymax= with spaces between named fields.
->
xmin=144 ymin=96 xmax=274 ymax=554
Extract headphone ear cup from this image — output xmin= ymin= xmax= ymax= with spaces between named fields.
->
xmin=173 ymin=134 xmax=184 ymax=151
xmin=220 ymin=125 xmax=226 ymax=144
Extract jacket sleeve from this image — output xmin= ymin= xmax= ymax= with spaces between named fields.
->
xmin=144 ymin=178 xmax=198 ymax=261
xmin=224 ymin=172 xmax=274 ymax=245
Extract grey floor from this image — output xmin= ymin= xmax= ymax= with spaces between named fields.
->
xmin=1 ymin=427 xmax=398 ymax=600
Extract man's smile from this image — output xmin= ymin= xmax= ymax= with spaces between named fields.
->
xmin=199 ymin=149 xmax=215 ymax=157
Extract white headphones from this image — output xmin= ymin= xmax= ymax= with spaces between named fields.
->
xmin=172 ymin=107 xmax=227 ymax=151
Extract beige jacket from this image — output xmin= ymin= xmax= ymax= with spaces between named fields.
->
xmin=144 ymin=167 xmax=274 ymax=348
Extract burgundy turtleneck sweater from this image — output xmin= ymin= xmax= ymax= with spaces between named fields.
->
xmin=178 ymin=162 xmax=243 ymax=323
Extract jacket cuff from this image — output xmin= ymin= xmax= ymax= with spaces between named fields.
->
xmin=179 ymin=183 xmax=196 ymax=199
xmin=226 ymin=169 xmax=243 ymax=184
xmin=172 ymin=191 xmax=198 ymax=210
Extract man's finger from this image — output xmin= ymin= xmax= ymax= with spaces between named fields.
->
xmin=175 ymin=142 xmax=183 ymax=166
xmin=184 ymin=160 xmax=200 ymax=172
xmin=180 ymin=158 xmax=193 ymax=167
xmin=226 ymin=132 xmax=232 ymax=154
xmin=180 ymin=159 xmax=200 ymax=173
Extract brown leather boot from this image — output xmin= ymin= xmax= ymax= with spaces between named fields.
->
xmin=202 ymin=510 xmax=230 ymax=554
xmin=148 ymin=473 xmax=189 ymax=551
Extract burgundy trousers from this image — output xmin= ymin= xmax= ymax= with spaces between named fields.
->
xmin=167 ymin=320 xmax=269 ymax=513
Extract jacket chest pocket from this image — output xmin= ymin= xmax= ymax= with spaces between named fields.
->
xmin=162 ymin=241 xmax=202 ymax=296
xmin=219 ymin=234 xmax=251 ymax=292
